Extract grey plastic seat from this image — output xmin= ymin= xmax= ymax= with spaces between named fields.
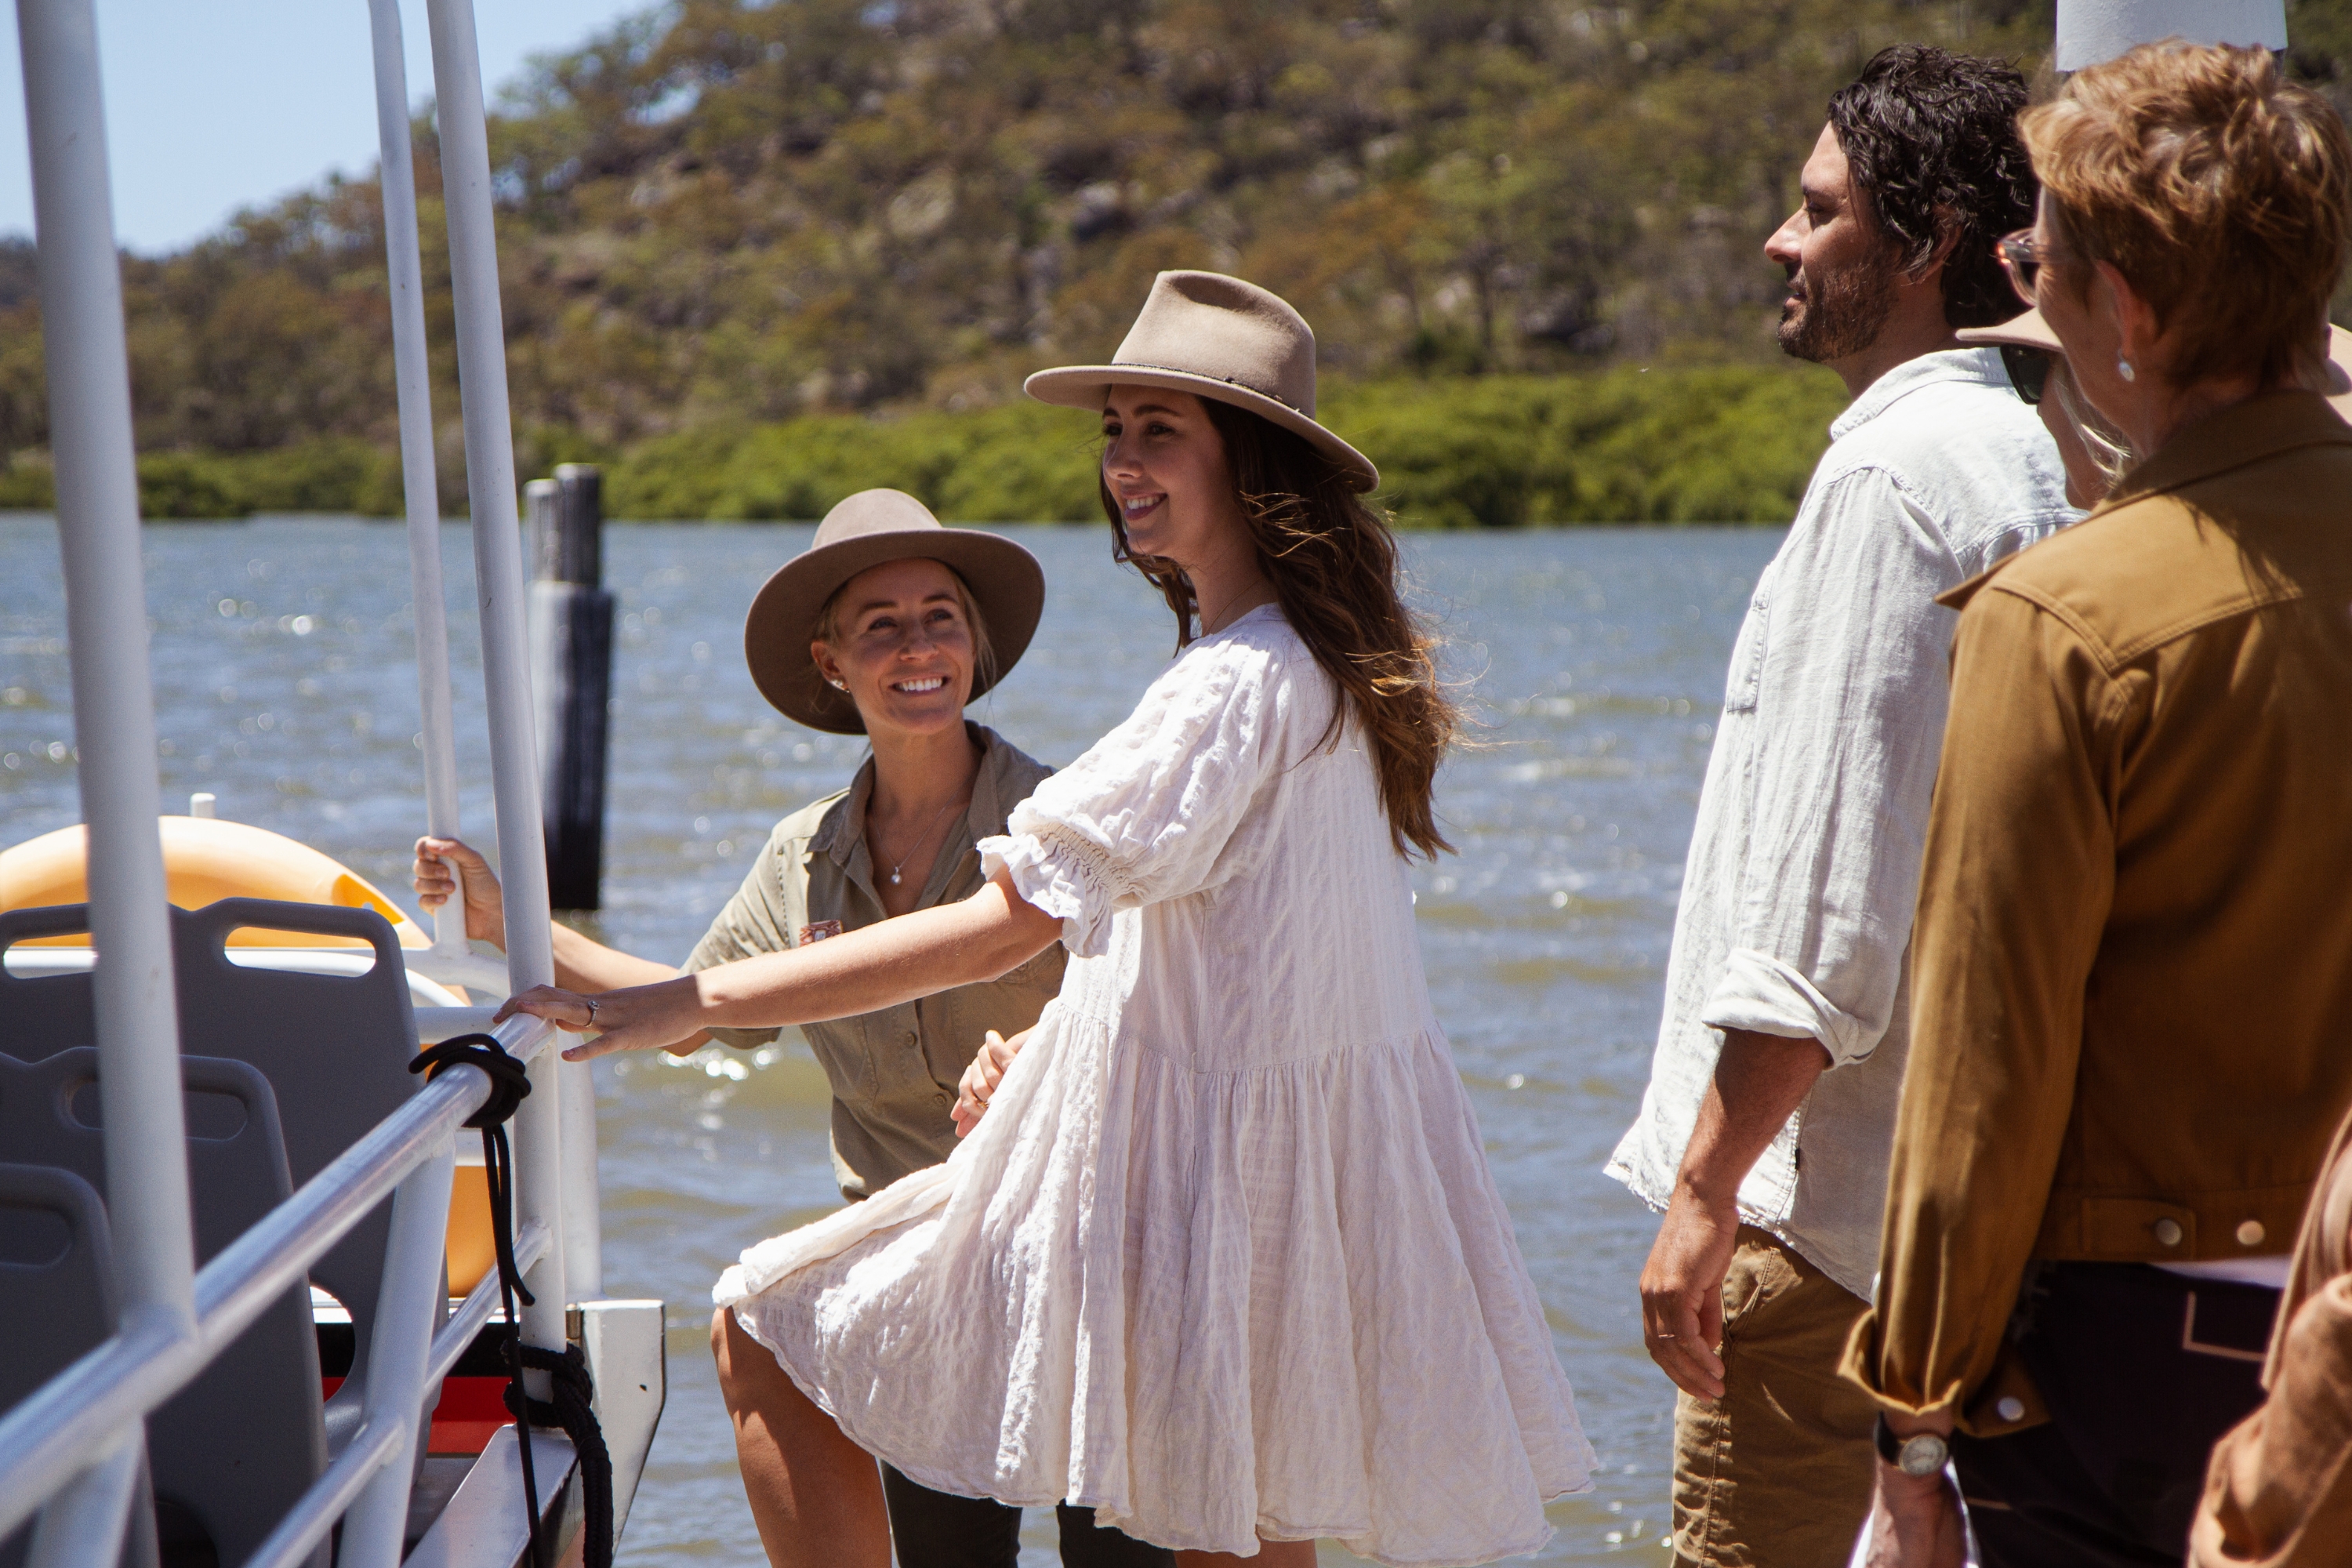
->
xmin=0 ymin=1161 xmax=150 ymax=1568
xmin=0 ymin=896 xmax=428 ymax=1454
xmin=0 ymin=1051 xmax=327 ymax=1568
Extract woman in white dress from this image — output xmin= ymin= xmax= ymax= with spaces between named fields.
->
xmin=499 ymin=271 xmax=1593 ymax=1566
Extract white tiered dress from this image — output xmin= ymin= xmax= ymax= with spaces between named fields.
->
xmin=715 ymin=606 xmax=1592 ymax=1565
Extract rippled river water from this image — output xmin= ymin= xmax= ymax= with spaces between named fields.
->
xmin=0 ymin=517 xmax=1782 ymax=1565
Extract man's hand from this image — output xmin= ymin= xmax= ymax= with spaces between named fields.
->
xmin=1861 ymin=1454 xmax=1967 ymax=1568
xmin=1639 ymin=1189 xmax=1739 ymax=1399
xmin=1637 ymin=1026 xmax=1831 ymax=1399
xmin=952 ymin=1028 xmax=1029 ymax=1137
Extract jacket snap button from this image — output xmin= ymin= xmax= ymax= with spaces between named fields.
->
xmin=1996 ymin=1396 xmax=2025 ymax=1422
xmin=2153 ymin=1218 xmax=2184 ymax=1247
xmin=2237 ymin=1220 xmax=2266 ymax=1247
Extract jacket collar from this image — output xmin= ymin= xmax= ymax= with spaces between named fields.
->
xmin=2095 ymin=390 xmax=2352 ymax=516
xmin=1829 ymin=346 xmax=2009 ymax=442
xmin=1937 ymin=390 xmax=2352 ymax=612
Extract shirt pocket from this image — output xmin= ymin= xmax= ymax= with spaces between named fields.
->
xmin=1722 ymin=588 xmax=1772 ymax=714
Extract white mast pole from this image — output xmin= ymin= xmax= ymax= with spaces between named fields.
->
xmin=15 ymin=0 xmax=193 ymax=1547
xmin=16 ymin=0 xmax=199 ymax=1340
xmin=420 ymin=0 xmax=569 ymax=1355
xmin=366 ymin=0 xmax=470 ymax=971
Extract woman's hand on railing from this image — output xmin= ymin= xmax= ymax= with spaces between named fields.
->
xmin=495 ymin=977 xmax=706 ymax=1062
xmin=952 ymin=1028 xmax=1029 ymax=1138
xmin=413 ymin=836 xmax=507 ymax=949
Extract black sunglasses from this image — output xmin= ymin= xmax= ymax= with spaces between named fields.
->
xmin=2000 ymin=344 xmax=2053 ymax=407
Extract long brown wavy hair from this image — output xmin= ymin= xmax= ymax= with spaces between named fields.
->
xmin=1098 ymin=397 xmax=1458 ymax=859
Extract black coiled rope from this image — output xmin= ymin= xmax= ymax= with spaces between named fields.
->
xmin=411 ymin=1032 xmax=612 ymax=1568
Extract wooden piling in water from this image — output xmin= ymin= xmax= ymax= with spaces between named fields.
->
xmin=528 ymin=463 xmax=614 ymax=910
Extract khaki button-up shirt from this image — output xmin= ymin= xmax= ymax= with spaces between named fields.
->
xmin=683 ymin=724 xmax=1065 ymax=1199
xmin=1842 ymin=393 xmax=2352 ymax=1435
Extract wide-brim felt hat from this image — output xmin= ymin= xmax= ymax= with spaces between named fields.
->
xmin=1955 ymin=307 xmax=2063 ymax=354
xmin=742 ymin=488 xmax=1044 ymax=735
xmin=1024 ymin=270 xmax=1380 ymax=492
xmin=1961 ymin=311 xmax=2352 ymax=419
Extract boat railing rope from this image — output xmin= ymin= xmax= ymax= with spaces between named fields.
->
xmin=409 ymin=1029 xmax=614 ymax=1568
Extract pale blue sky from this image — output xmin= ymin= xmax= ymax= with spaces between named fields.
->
xmin=0 ymin=0 xmax=656 ymax=255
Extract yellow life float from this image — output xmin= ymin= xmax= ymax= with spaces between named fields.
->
xmin=0 ymin=815 xmax=499 ymax=1294
xmin=0 ymin=815 xmax=430 ymax=948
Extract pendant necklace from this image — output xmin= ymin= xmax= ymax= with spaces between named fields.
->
xmin=1196 ymin=578 xmax=1270 ymax=637
xmin=877 ymin=794 xmax=966 ymax=887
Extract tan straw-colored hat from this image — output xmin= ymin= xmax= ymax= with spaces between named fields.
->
xmin=1961 ymin=310 xmax=2352 ymax=418
xmin=742 ymin=488 xmax=1044 ymax=735
xmin=1025 ymin=270 xmax=1379 ymax=491
xmin=1955 ymin=307 xmax=2062 ymax=354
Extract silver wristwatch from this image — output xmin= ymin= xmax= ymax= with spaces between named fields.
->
xmin=1873 ymin=1414 xmax=1950 ymax=1478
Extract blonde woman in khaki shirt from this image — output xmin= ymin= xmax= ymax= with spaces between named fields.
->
xmin=415 ymin=489 xmax=1174 ymax=1568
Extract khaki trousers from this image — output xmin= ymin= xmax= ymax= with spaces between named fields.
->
xmin=1671 ymin=1225 xmax=1878 ymax=1568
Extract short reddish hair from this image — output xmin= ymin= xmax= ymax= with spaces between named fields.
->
xmin=2020 ymin=42 xmax=2351 ymax=388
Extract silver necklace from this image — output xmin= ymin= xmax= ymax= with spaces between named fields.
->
xmin=875 ymin=794 xmax=966 ymax=887
xmin=1196 ymin=578 xmax=1270 ymax=637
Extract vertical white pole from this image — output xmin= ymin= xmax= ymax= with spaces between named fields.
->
xmin=17 ymin=0 xmax=199 ymax=1332
xmin=421 ymin=0 xmax=568 ymax=1358
xmin=337 ymin=1138 xmax=459 ymax=1568
xmin=24 ymin=1427 xmax=143 ymax=1568
xmin=365 ymin=0 xmax=469 ymax=968
xmin=559 ymin=1067 xmax=601 ymax=1298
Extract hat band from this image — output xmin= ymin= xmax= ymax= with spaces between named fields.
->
xmin=1103 ymin=361 xmax=1309 ymax=418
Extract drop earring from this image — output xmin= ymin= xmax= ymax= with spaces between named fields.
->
xmin=2117 ymin=358 xmax=2136 ymax=383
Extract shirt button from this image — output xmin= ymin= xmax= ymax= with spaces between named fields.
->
xmin=1996 ymin=1396 xmax=2026 ymax=1422
xmin=2237 ymin=1220 xmax=2267 ymax=1247
xmin=2153 ymin=1218 xmax=2184 ymax=1247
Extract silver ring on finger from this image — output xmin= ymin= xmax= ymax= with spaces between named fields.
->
xmin=1655 ymin=1332 xmax=1676 ymax=1341
xmin=585 ymin=997 xmax=600 ymax=1027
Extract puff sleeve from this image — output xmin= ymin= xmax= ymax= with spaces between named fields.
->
xmin=980 ymin=630 xmax=1294 ymax=958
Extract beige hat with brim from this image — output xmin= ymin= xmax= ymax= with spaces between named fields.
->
xmin=1024 ymin=270 xmax=1379 ymax=492
xmin=742 ymin=488 xmax=1044 ymax=735
xmin=1960 ymin=310 xmax=2352 ymax=418
xmin=1955 ymin=307 xmax=2063 ymax=354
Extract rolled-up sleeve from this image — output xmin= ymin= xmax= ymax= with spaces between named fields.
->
xmin=1840 ymin=584 xmax=2117 ymax=1427
xmin=1697 ymin=466 xmax=1965 ymax=1069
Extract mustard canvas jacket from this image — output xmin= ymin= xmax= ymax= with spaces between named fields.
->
xmin=1842 ymin=391 xmax=2352 ymax=1433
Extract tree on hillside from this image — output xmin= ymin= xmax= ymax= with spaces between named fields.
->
xmin=4 ymin=0 xmax=2344 ymax=489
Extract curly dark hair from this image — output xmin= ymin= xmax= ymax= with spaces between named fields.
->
xmin=1828 ymin=45 xmax=2038 ymax=329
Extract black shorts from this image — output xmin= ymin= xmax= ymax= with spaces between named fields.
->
xmin=880 ymin=1465 xmax=1176 ymax=1568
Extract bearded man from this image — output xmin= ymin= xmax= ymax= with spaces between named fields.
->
xmin=1606 ymin=45 xmax=2075 ymax=1567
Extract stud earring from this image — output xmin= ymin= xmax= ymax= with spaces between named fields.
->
xmin=828 ymin=677 xmax=848 ymax=691
xmin=2117 ymin=358 xmax=2136 ymax=383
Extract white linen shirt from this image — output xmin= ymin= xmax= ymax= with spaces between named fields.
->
xmin=1606 ymin=347 xmax=2076 ymax=1299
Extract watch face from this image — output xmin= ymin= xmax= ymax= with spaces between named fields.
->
xmin=1898 ymin=1433 xmax=1948 ymax=1478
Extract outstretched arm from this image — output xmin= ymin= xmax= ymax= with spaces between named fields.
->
xmin=498 ymin=868 xmax=1065 ymax=1062
xmin=416 ymin=834 xmax=681 ymax=994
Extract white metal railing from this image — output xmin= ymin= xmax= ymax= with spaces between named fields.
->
xmin=0 ymin=1013 xmax=556 ymax=1554
xmin=2 ymin=0 xmax=599 ymax=1556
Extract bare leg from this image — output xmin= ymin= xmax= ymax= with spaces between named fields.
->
xmin=712 ymin=1305 xmax=891 ymax=1568
xmin=1175 ymin=1541 xmax=1317 ymax=1566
